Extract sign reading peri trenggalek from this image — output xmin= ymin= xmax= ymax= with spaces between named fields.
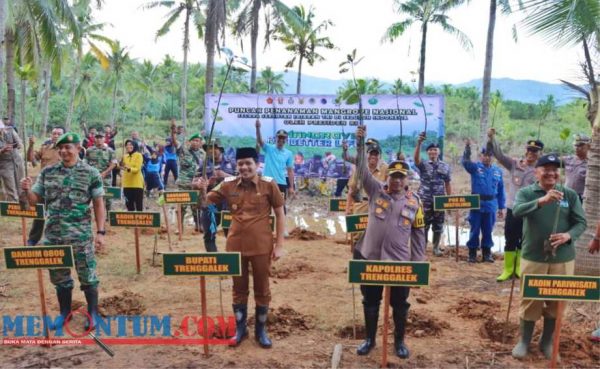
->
xmin=4 ymin=246 xmax=74 ymax=269
xmin=109 ymin=211 xmax=161 ymax=228
xmin=522 ymin=274 xmax=600 ymax=301
xmin=104 ymin=187 xmax=122 ymax=199
xmin=348 ymin=260 xmax=430 ymax=286
xmin=0 ymin=202 xmax=45 ymax=219
xmin=220 ymin=211 xmax=275 ymax=231
xmin=163 ymin=252 xmax=242 ymax=276
xmin=329 ymin=198 xmax=347 ymax=212
xmin=345 ymin=213 xmax=369 ymax=233
xmin=433 ymin=195 xmax=480 ymax=211
xmin=163 ymin=191 xmax=199 ymax=204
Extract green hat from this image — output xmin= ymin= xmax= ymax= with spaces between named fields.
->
xmin=55 ymin=132 xmax=81 ymax=146
xmin=188 ymin=133 xmax=203 ymax=141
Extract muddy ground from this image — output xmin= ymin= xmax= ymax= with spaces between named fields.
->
xmin=0 ymin=176 xmax=599 ymax=368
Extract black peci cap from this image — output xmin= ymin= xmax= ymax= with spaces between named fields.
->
xmin=235 ymin=147 xmax=258 ymax=160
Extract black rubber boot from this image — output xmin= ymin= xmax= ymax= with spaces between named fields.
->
xmin=432 ymin=232 xmax=443 ymax=256
xmin=482 ymin=248 xmax=494 ymax=263
xmin=82 ymin=286 xmax=99 ymax=331
xmin=512 ymin=319 xmax=535 ymax=359
xmin=357 ymin=305 xmax=379 ymax=355
xmin=539 ymin=318 xmax=557 ymax=360
xmin=468 ymin=248 xmax=477 ymax=263
xmin=231 ymin=304 xmax=248 ymax=346
xmin=393 ymin=307 xmax=410 ymax=358
xmin=50 ymin=287 xmax=72 ymax=330
xmin=255 ymin=305 xmax=272 ymax=348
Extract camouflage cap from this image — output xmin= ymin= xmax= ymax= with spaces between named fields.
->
xmin=55 ymin=132 xmax=81 ymax=146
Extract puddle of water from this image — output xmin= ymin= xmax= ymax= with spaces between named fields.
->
xmin=442 ymin=225 xmax=504 ymax=253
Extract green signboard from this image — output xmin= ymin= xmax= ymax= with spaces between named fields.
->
xmin=109 ymin=211 xmax=161 ymax=228
xmin=221 ymin=211 xmax=274 ymax=231
xmin=522 ymin=274 xmax=600 ymax=301
xmin=163 ymin=252 xmax=242 ymax=276
xmin=433 ymin=195 xmax=480 ymax=211
xmin=163 ymin=191 xmax=199 ymax=204
xmin=348 ymin=260 xmax=430 ymax=286
xmin=4 ymin=246 xmax=74 ymax=269
xmin=329 ymin=198 xmax=347 ymax=212
xmin=104 ymin=187 xmax=122 ymax=199
xmin=345 ymin=213 xmax=369 ymax=233
xmin=0 ymin=201 xmax=45 ymax=219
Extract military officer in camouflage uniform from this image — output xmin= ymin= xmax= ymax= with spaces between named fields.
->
xmin=25 ymin=126 xmax=64 ymax=246
xmin=562 ymin=134 xmax=590 ymax=202
xmin=353 ymin=125 xmax=426 ymax=359
xmin=171 ymin=122 xmax=205 ymax=232
xmin=85 ymin=132 xmax=117 ymax=217
xmin=486 ymin=128 xmax=543 ymax=281
xmin=413 ymin=132 xmax=452 ymax=256
xmin=0 ymin=120 xmax=25 ymax=201
xmin=21 ymin=132 xmax=106 ymax=330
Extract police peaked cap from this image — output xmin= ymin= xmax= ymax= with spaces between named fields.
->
xmin=535 ymin=153 xmax=562 ymax=167
xmin=55 ymin=132 xmax=81 ymax=146
xmin=236 ymin=147 xmax=258 ymax=160
xmin=365 ymin=138 xmax=379 ymax=146
xmin=526 ymin=139 xmax=544 ymax=150
xmin=387 ymin=160 xmax=409 ymax=176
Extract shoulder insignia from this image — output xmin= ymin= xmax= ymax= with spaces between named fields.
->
xmin=224 ymin=176 xmax=237 ymax=183
xmin=260 ymin=176 xmax=273 ymax=182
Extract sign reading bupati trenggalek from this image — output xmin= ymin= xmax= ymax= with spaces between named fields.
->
xmin=163 ymin=191 xmax=199 ymax=204
xmin=205 ymin=94 xmax=445 ymax=178
xmin=348 ymin=260 xmax=430 ymax=287
xmin=4 ymin=246 xmax=74 ymax=269
xmin=0 ymin=202 xmax=45 ymax=219
xmin=109 ymin=211 xmax=161 ymax=228
xmin=522 ymin=275 xmax=600 ymax=301
xmin=163 ymin=253 xmax=241 ymax=276
xmin=433 ymin=195 xmax=480 ymax=211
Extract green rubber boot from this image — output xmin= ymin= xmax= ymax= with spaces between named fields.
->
xmin=512 ymin=319 xmax=535 ymax=359
xmin=515 ymin=250 xmax=522 ymax=278
xmin=539 ymin=318 xmax=558 ymax=360
xmin=496 ymin=251 xmax=516 ymax=282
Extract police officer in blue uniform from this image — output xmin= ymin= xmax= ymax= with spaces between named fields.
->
xmin=462 ymin=139 xmax=506 ymax=263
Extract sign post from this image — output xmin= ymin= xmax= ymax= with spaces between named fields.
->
xmin=521 ymin=274 xmax=600 ymax=368
xmin=109 ymin=211 xmax=161 ymax=274
xmin=329 ymin=198 xmax=347 ymax=213
xmin=348 ymin=260 xmax=431 ymax=367
xmin=163 ymin=191 xmax=199 ymax=241
xmin=433 ymin=195 xmax=480 ymax=262
xmin=163 ymin=252 xmax=242 ymax=356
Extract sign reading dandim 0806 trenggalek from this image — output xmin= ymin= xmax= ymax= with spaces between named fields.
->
xmin=4 ymin=246 xmax=74 ymax=269
xmin=348 ymin=260 xmax=430 ymax=286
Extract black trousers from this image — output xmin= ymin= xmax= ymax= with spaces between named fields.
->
xmin=278 ymin=183 xmax=288 ymax=215
xmin=504 ymin=208 xmax=523 ymax=252
xmin=124 ymin=188 xmax=144 ymax=211
xmin=335 ymin=178 xmax=349 ymax=197
xmin=27 ymin=218 xmax=45 ymax=245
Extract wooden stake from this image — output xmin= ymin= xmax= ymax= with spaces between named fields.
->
xmin=455 ymin=211 xmax=460 ymax=262
xmin=177 ymin=204 xmax=183 ymax=241
xmin=549 ymin=301 xmax=565 ymax=369
xmin=134 ymin=227 xmax=141 ymax=274
xmin=352 ymin=285 xmax=357 ymax=340
xmin=503 ymin=253 xmax=519 ymax=343
xmin=200 ymin=276 xmax=209 ymax=357
xmin=381 ymin=286 xmax=390 ymax=368
xmin=161 ymin=204 xmax=172 ymax=251
xmin=21 ymin=218 xmax=27 ymax=245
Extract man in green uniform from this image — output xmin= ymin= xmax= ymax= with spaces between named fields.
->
xmin=20 ymin=132 xmax=106 ymax=330
xmin=85 ymin=132 xmax=117 ymax=221
xmin=511 ymin=154 xmax=587 ymax=360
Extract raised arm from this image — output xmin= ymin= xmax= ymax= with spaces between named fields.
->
xmin=255 ymin=119 xmax=264 ymax=148
xmin=461 ymin=140 xmax=477 ymax=174
xmin=487 ymin=128 xmax=515 ymax=171
xmin=414 ymin=132 xmax=425 ymax=166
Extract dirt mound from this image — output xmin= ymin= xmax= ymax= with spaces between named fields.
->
xmin=335 ymin=324 xmax=367 ymax=339
xmin=452 ymin=298 xmax=501 ymax=319
xmin=271 ymin=260 xmax=314 ymax=279
xmin=99 ymin=290 xmax=146 ymax=316
xmin=407 ymin=310 xmax=450 ymax=337
xmin=446 ymin=247 xmax=470 ymax=262
xmin=286 ymin=227 xmax=326 ymax=241
xmin=479 ymin=316 xmax=518 ymax=343
xmin=253 ymin=304 xmax=314 ymax=338
xmin=559 ymin=329 xmax=600 ymax=363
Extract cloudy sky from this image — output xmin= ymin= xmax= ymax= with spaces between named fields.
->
xmin=95 ymin=0 xmax=584 ymax=85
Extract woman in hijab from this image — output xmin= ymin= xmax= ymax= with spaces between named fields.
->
xmin=121 ymin=139 xmax=144 ymax=211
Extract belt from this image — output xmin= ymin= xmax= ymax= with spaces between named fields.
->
xmin=480 ymin=195 xmax=494 ymax=201
xmin=362 ymin=197 xmax=369 ymax=201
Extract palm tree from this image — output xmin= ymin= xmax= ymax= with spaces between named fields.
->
xmin=256 ymin=66 xmax=286 ymax=93
xmin=106 ymin=41 xmax=131 ymax=128
xmin=0 ymin=0 xmax=7 ymax=117
xmin=204 ymin=0 xmax=227 ymax=96
xmin=74 ymin=52 xmax=100 ymax=123
xmin=144 ymin=0 xmax=204 ymax=129
xmin=521 ymin=0 xmax=599 ymax=275
xmin=273 ymin=5 xmax=334 ymax=94
xmin=479 ymin=0 xmax=521 ymax=144
xmin=382 ymin=0 xmax=472 ymax=94
xmin=389 ymin=78 xmax=413 ymax=95
xmin=232 ymin=0 xmax=303 ymax=93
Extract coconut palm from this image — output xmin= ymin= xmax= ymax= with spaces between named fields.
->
xmin=273 ymin=5 xmax=334 ymax=94
xmin=256 ymin=66 xmax=286 ymax=93
xmin=106 ymin=41 xmax=131 ymax=128
xmin=382 ymin=0 xmax=472 ymax=94
xmin=144 ymin=0 xmax=204 ymax=129
xmin=232 ymin=0 xmax=303 ymax=93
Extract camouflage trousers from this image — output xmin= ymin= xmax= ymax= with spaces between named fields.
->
xmin=423 ymin=206 xmax=445 ymax=234
xmin=102 ymin=178 xmax=112 ymax=214
xmin=43 ymin=240 xmax=99 ymax=290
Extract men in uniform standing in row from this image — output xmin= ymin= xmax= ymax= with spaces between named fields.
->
xmin=85 ymin=131 xmax=117 ymax=223
xmin=0 ymin=117 xmax=25 ymax=202
xmin=194 ymin=147 xmax=285 ymax=348
xmin=511 ymin=154 xmax=586 ymax=360
xmin=462 ymin=140 xmax=506 ymax=263
xmin=171 ymin=121 xmax=205 ymax=232
xmin=25 ymin=126 xmax=64 ymax=246
xmin=352 ymin=125 xmax=426 ymax=359
xmin=486 ymin=128 xmax=543 ymax=281
xmin=20 ymin=133 xmax=106 ymax=330
xmin=563 ymin=134 xmax=590 ymax=202
xmin=413 ymin=132 xmax=452 ymax=256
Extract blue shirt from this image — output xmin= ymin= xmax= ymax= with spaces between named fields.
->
xmin=164 ymin=145 xmax=178 ymax=161
xmin=462 ymin=146 xmax=506 ymax=213
xmin=146 ymin=157 xmax=163 ymax=174
xmin=261 ymin=143 xmax=293 ymax=185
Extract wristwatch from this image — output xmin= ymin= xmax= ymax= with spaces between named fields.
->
xmin=97 ymin=230 xmax=106 ymax=235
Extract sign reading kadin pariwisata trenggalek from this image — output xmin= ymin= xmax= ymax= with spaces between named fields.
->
xmin=220 ymin=211 xmax=275 ymax=231
xmin=104 ymin=187 xmax=122 ymax=199
xmin=0 ymin=201 xmax=45 ymax=219
xmin=329 ymin=198 xmax=347 ymax=212
xmin=522 ymin=274 xmax=600 ymax=301
xmin=163 ymin=252 xmax=242 ymax=276
xmin=109 ymin=211 xmax=161 ymax=228
xmin=4 ymin=246 xmax=74 ymax=269
xmin=348 ymin=260 xmax=430 ymax=287
xmin=345 ymin=213 xmax=368 ymax=233
xmin=433 ymin=195 xmax=480 ymax=211
xmin=163 ymin=191 xmax=199 ymax=204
